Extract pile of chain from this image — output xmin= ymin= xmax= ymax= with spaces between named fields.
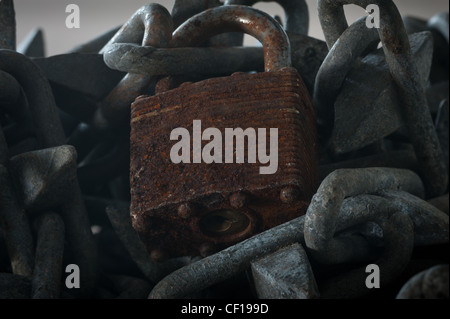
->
xmin=1 ymin=0 xmax=448 ymax=299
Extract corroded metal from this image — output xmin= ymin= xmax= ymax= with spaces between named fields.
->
xmin=150 ymin=183 xmax=448 ymax=299
xmin=304 ymin=168 xmax=424 ymax=264
xmin=378 ymin=190 xmax=449 ymax=246
xmin=403 ymin=14 xmax=449 ymax=85
xmin=314 ymin=17 xmax=379 ymax=140
xmin=320 ymin=212 xmax=414 ymax=299
xmin=31 ymin=212 xmax=65 ymax=299
xmin=104 ymin=45 xmax=263 ymax=75
xmin=318 ymin=0 xmax=448 ymax=197
xmin=170 ymin=6 xmax=291 ymax=72
xmin=57 ymin=4 xmax=174 ymax=162
xmin=149 ymin=216 xmax=307 ymax=299
xmin=131 ymin=6 xmax=317 ymax=259
xmin=103 ymin=31 xmax=328 ymax=95
xmin=225 ymin=0 xmax=309 ymax=35
xmin=0 ymin=50 xmax=98 ymax=297
xmin=93 ymin=4 xmax=173 ymax=131
xmin=131 ymin=68 xmax=316 ymax=259
xmin=328 ymin=31 xmax=433 ymax=153
xmin=0 ymin=0 xmax=448 ymax=300
xmin=396 ymin=265 xmax=449 ymax=299
xmin=251 ymin=243 xmax=319 ymax=299
xmin=304 ymin=170 xmax=448 ymax=270
xmin=9 ymin=145 xmax=78 ymax=212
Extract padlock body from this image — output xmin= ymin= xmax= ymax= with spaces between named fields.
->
xmin=130 ymin=67 xmax=317 ymax=258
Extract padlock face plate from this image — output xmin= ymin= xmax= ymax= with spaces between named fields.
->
xmin=130 ymin=68 xmax=317 ymax=258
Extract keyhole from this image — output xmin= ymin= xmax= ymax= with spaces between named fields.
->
xmin=200 ymin=209 xmax=250 ymax=237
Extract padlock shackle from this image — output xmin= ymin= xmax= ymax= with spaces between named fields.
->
xmin=171 ymin=5 xmax=292 ymax=72
xmin=224 ymin=0 xmax=309 ymax=35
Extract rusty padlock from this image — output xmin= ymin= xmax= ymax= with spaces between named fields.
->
xmin=130 ymin=6 xmax=317 ymax=260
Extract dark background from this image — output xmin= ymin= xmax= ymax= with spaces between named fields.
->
xmin=14 ymin=0 xmax=450 ymax=56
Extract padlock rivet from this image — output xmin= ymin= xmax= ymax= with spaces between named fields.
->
xmin=230 ymin=192 xmax=247 ymax=209
xmin=178 ymin=203 xmax=193 ymax=219
xmin=280 ymin=186 xmax=299 ymax=204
